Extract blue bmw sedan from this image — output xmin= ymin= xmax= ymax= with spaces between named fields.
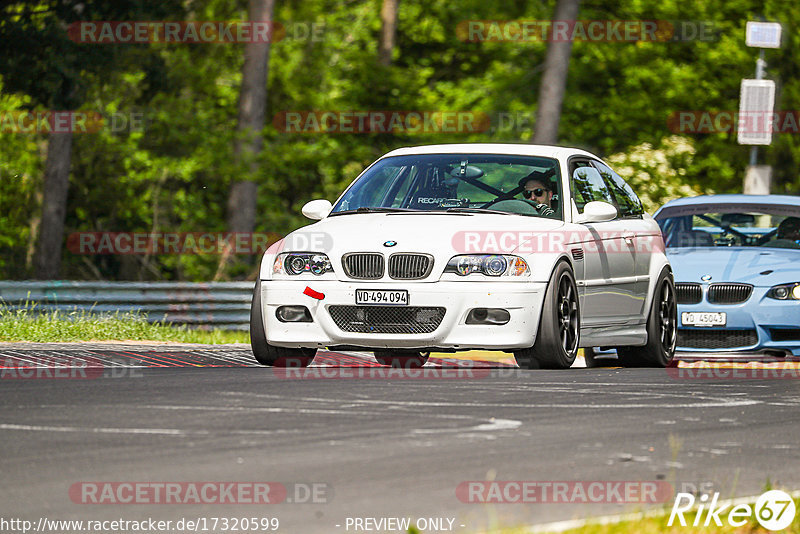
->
xmin=654 ymin=194 xmax=800 ymax=358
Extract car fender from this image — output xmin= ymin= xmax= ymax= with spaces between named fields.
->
xmin=642 ymin=248 xmax=672 ymax=317
xmin=518 ymin=252 xmax=575 ymax=287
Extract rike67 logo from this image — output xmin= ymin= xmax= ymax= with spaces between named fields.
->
xmin=668 ymin=490 xmax=796 ymax=531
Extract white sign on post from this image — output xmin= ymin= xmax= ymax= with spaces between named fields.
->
xmin=737 ymin=79 xmax=776 ymax=145
xmin=745 ymin=21 xmax=782 ymax=48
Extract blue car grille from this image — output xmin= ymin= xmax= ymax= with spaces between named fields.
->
xmin=677 ymin=329 xmax=758 ymax=349
xmin=675 ymin=283 xmax=702 ymax=304
xmin=707 ymin=283 xmax=753 ymax=304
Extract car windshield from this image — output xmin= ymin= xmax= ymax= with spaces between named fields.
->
xmin=330 ymin=154 xmax=563 ymax=219
xmin=658 ymin=207 xmax=800 ymax=249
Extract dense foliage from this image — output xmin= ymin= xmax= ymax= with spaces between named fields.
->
xmin=1 ymin=0 xmax=798 ymax=280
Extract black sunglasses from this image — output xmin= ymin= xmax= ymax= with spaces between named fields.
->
xmin=523 ymin=188 xmax=546 ymax=199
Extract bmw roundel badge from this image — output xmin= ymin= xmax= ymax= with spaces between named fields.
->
xmin=701 ymin=274 xmax=712 ymax=281
xmin=383 ymin=240 xmax=397 ymax=247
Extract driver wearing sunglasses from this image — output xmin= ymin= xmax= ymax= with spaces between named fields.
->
xmin=521 ymin=176 xmax=555 ymax=217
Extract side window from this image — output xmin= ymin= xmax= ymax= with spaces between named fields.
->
xmin=591 ymin=161 xmax=644 ymax=218
xmin=570 ymin=164 xmax=615 ymax=214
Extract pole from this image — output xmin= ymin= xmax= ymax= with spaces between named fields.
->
xmin=749 ymin=49 xmax=765 ymax=168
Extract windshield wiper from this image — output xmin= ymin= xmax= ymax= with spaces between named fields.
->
xmin=330 ymin=207 xmax=419 ymax=215
xmin=357 ymin=207 xmax=418 ymax=213
xmin=445 ymin=207 xmax=512 ymax=215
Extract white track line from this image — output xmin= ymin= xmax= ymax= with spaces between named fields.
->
xmin=0 ymin=423 xmax=295 ymax=436
xmin=224 ymin=392 xmax=761 ymax=410
xmin=524 ymin=490 xmax=800 ymax=533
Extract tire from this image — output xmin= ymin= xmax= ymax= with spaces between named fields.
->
xmin=514 ymin=261 xmax=580 ymax=369
xmin=616 ymin=269 xmax=677 ymax=368
xmin=250 ymin=281 xmax=316 ymax=367
xmin=374 ymin=350 xmax=429 ymax=368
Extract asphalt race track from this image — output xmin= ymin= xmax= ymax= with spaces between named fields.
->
xmin=2 ymin=343 xmax=800 ymax=533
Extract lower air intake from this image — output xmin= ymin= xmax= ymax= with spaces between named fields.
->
xmin=677 ymin=329 xmax=758 ymax=349
xmin=328 ymin=306 xmax=445 ymax=334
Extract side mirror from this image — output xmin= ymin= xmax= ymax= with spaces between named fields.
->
xmin=301 ymin=199 xmax=332 ymax=220
xmin=576 ymin=201 xmax=617 ymax=223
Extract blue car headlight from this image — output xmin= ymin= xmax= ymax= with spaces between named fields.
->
xmin=767 ymin=283 xmax=800 ymax=300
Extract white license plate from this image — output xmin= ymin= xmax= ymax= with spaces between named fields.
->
xmin=681 ymin=311 xmax=727 ymax=327
xmin=355 ymin=289 xmax=409 ymax=306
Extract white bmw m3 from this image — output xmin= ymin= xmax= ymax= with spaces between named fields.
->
xmin=251 ymin=144 xmax=676 ymax=369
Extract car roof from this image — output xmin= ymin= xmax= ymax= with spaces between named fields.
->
xmin=381 ymin=143 xmax=601 ymax=161
xmin=655 ymin=194 xmax=800 ymax=219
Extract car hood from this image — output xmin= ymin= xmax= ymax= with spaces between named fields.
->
xmin=667 ymin=246 xmax=800 ymax=286
xmin=278 ymin=212 xmax=565 ymax=270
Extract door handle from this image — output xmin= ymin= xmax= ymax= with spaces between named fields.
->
xmin=622 ymin=232 xmax=635 ymax=244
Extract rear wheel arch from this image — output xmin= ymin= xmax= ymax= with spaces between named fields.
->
xmin=616 ymin=266 xmax=677 ymax=367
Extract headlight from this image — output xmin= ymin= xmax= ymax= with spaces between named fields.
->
xmin=273 ymin=253 xmax=333 ymax=276
xmin=767 ymin=283 xmax=800 ymax=300
xmin=444 ymin=255 xmax=530 ymax=277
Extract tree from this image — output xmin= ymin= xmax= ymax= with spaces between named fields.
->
xmin=379 ymin=0 xmax=399 ymax=66
xmin=0 ymin=0 xmax=183 ymax=279
xmin=218 ymin=0 xmax=275 ymax=279
xmin=532 ymin=0 xmax=580 ymax=145
xmin=34 ymin=132 xmax=72 ymax=278
xmin=226 ymin=0 xmax=275 ymax=236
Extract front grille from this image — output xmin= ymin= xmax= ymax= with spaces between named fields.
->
xmin=707 ymin=283 xmax=753 ymax=304
xmin=675 ymin=283 xmax=702 ymax=304
xmin=677 ymin=329 xmax=758 ymax=349
xmin=328 ymin=305 xmax=445 ymax=334
xmin=770 ymin=329 xmax=800 ymax=342
xmin=342 ymin=253 xmax=384 ymax=279
xmin=388 ymin=253 xmax=433 ymax=280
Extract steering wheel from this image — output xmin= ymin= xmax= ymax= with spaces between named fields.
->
xmin=756 ymin=229 xmax=778 ymax=246
xmin=719 ymin=223 xmax=749 ymax=244
xmin=480 ymin=198 xmax=553 ymax=216
xmin=480 ymin=197 xmax=520 ymax=209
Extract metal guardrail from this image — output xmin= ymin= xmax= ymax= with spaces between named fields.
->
xmin=0 ymin=281 xmax=255 ymax=330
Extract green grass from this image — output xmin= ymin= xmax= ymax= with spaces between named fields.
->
xmin=0 ymin=303 xmax=248 ymax=344
xmin=488 ymin=496 xmax=800 ymax=534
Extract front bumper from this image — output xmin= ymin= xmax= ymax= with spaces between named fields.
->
xmin=677 ymin=286 xmax=800 ymax=356
xmin=258 ymin=280 xmax=547 ymax=350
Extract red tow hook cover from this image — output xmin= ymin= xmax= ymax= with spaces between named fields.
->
xmin=303 ymin=286 xmax=325 ymax=300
